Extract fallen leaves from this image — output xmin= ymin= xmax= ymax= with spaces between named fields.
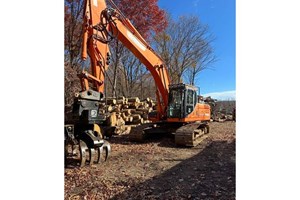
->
xmin=65 ymin=121 xmax=236 ymax=199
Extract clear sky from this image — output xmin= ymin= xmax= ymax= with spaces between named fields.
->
xmin=158 ymin=0 xmax=236 ymax=100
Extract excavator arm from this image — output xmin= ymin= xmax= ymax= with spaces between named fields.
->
xmin=81 ymin=0 xmax=170 ymax=120
xmin=80 ymin=0 xmax=111 ymax=96
xmin=108 ymin=8 xmax=171 ymax=120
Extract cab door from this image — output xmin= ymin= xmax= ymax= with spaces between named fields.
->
xmin=184 ymin=89 xmax=196 ymax=117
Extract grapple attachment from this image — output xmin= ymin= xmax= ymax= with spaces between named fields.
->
xmin=65 ymin=124 xmax=111 ymax=167
xmin=78 ymin=138 xmax=111 ymax=167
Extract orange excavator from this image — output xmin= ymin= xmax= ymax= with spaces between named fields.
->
xmin=65 ymin=0 xmax=211 ymax=167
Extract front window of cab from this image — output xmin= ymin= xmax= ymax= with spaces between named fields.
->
xmin=167 ymin=89 xmax=183 ymax=118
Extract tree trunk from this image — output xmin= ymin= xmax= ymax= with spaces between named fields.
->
xmin=112 ymin=41 xmax=120 ymax=98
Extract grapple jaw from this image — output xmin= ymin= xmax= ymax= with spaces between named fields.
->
xmin=78 ymin=132 xmax=111 ymax=167
xmin=65 ymin=124 xmax=111 ymax=167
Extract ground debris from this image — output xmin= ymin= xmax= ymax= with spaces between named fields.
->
xmin=65 ymin=121 xmax=235 ymax=199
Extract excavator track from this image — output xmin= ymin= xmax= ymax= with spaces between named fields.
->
xmin=174 ymin=122 xmax=209 ymax=147
xmin=129 ymin=122 xmax=209 ymax=147
xmin=128 ymin=123 xmax=155 ymax=142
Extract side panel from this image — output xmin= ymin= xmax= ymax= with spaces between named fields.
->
xmin=167 ymin=103 xmax=210 ymax=122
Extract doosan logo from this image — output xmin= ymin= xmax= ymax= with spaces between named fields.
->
xmin=127 ymin=30 xmax=146 ymax=51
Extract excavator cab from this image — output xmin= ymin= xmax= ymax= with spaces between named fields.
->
xmin=167 ymin=83 xmax=198 ymax=119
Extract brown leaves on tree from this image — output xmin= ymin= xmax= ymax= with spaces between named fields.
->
xmin=113 ymin=0 xmax=168 ymax=40
xmin=64 ymin=63 xmax=81 ymax=118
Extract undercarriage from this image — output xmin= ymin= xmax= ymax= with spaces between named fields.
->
xmin=129 ymin=121 xmax=210 ymax=147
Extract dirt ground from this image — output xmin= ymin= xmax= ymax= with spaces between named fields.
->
xmin=65 ymin=121 xmax=236 ymax=200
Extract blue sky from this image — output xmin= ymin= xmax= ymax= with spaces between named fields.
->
xmin=158 ymin=0 xmax=235 ymax=100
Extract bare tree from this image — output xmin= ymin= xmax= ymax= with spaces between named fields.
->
xmin=153 ymin=15 xmax=216 ymax=84
xmin=106 ymin=45 xmax=148 ymax=97
xmin=110 ymin=40 xmax=123 ymax=97
xmin=184 ymin=39 xmax=216 ymax=85
xmin=64 ymin=0 xmax=85 ymax=69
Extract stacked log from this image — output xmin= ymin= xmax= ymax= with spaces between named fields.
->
xmin=99 ymin=96 xmax=156 ymax=135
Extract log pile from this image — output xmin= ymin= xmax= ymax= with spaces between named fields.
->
xmin=100 ymin=97 xmax=156 ymax=135
xmin=199 ymin=96 xmax=236 ymax=122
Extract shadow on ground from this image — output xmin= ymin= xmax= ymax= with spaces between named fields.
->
xmin=110 ymin=139 xmax=235 ymax=200
xmin=109 ymin=132 xmax=182 ymax=148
